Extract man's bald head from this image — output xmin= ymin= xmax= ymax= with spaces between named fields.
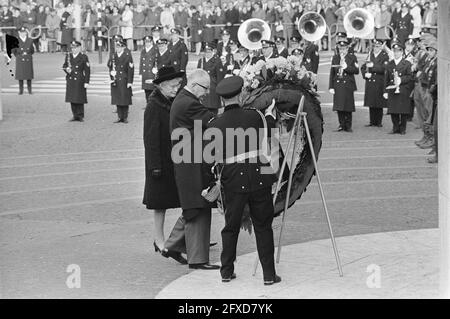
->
xmin=185 ymin=69 xmax=211 ymax=99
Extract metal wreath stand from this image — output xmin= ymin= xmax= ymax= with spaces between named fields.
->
xmin=252 ymin=96 xmax=344 ymax=277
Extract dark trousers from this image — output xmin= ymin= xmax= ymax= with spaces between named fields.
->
xmin=337 ymin=111 xmax=352 ymax=131
xmin=369 ymin=108 xmax=383 ymax=126
xmin=19 ymin=80 xmax=32 ymax=94
xmin=116 ymin=105 xmax=129 ymax=121
xmin=221 ymin=187 xmax=276 ymax=281
xmin=70 ymin=103 xmax=84 ymax=119
xmin=144 ymin=90 xmax=153 ymax=103
xmin=431 ymin=101 xmax=438 ymax=155
xmin=390 ymin=114 xmax=408 ymax=133
xmin=165 ymin=207 xmax=212 ymax=264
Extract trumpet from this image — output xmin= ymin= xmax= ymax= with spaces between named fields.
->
xmin=393 ymin=70 xmax=400 ymax=94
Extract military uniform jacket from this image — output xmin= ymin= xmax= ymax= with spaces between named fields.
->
xmin=395 ymin=13 xmax=413 ymax=44
xmin=361 ymin=51 xmax=389 ymax=109
xmin=277 ymin=47 xmax=288 ymax=58
xmin=207 ymin=105 xmax=277 ymax=194
xmin=329 ymin=53 xmax=359 ymax=112
xmin=197 ymin=55 xmax=221 ymax=109
xmin=168 ymin=40 xmax=188 ymax=72
xmin=63 ymin=53 xmax=90 ymax=104
xmin=384 ymin=58 xmax=413 ymax=114
xmin=139 ymin=46 xmax=157 ymax=90
xmin=302 ymin=43 xmax=319 ymax=74
xmin=217 ymin=40 xmax=232 ymax=57
xmin=156 ymin=49 xmax=172 ymax=69
xmin=107 ymin=50 xmax=134 ymax=106
xmin=13 ymin=36 xmax=34 ymax=80
xmin=419 ymin=57 xmax=437 ymax=89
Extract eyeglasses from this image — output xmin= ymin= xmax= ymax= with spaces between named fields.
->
xmin=196 ymin=83 xmax=210 ymax=91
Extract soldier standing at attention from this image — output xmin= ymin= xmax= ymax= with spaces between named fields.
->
xmin=168 ymin=28 xmax=188 ymax=86
xmin=207 ymin=76 xmax=281 ymax=285
xmin=63 ymin=41 xmax=90 ymax=122
xmin=140 ymin=35 xmax=157 ymax=103
xmin=329 ymin=39 xmax=360 ymax=132
xmin=383 ymin=42 xmax=413 ymax=135
xmin=360 ymin=39 xmax=389 ymax=127
xmin=13 ymin=26 xmax=34 ymax=95
xmin=156 ymin=38 xmax=172 ymax=69
xmin=108 ymin=39 xmax=134 ymax=123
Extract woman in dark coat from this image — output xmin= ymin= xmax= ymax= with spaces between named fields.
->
xmin=143 ymin=66 xmax=184 ymax=252
xmin=13 ymin=27 xmax=34 ymax=95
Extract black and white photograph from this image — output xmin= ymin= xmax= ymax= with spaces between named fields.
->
xmin=0 ymin=0 xmax=449 ymax=304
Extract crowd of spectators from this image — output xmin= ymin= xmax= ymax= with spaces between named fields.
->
xmin=0 ymin=0 xmax=439 ymax=53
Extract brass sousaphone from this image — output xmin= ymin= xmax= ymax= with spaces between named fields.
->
xmin=237 ymin=18 xmax=271 ymax=50
xmin=343 ymin=8 xmax=375 ymax=38
xmin=297 ymin=11 xmax=327 ymax=42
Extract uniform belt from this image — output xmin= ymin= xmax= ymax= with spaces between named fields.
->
xmin=224 ymin=150 xmax=269 ymax=164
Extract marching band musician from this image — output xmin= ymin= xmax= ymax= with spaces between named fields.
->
xmin=274 ymin=36 xmax=288 ymax=58
xmin=140 ymin=35 xmax=157 ymax=103
xmin=329 ymin=39 xmax=360 ymax=133
xmin=290 ymin=48 xmax=304 ymax=59
xmin=261 ymin=40 xmax=278 ymax=60
xmin=383 ymin=42 xmax=413 ymax=135
xmin=155 ymin=38 xmax=172 ymax=69
xmin=168 ymin=28 xmax=188 ymax=73
xmin=360 ymin=39 xmax=389 ymax=127
xmin=302 ymin=39 xmax=319 ymax=74
xmin=108 ymin=39 xmax=134 ymax=123
xmin=197 ymin=42 xmax=221 ymax=110
xmin=394 ymin=3 xmax=413 ymax=45
xmin=13 ymin=26 xmax=34 ymax=95
xmin=63 ymin=41 xmax=90 ymax=122
xmin=151 ymin=25 xmax=162 ymax=43
xmin=217 ymin=29 xmax=232 ymax=58
xmin=289 ymin=36 xmax=302 ymax=54
xmin=207 ymin=76 xmax=281 ymax=286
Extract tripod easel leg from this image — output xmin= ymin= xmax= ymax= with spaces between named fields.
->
xmin=302 ymin=115 xmax=344 ymax=277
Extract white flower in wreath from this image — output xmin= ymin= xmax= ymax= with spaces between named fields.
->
xmin=250 ymin=79 xmax=260 ymax=89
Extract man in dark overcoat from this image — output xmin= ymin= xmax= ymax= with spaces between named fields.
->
xmin=143 ymin=66 xmax=184 ymax=255
xmin=383 ymin=42 xmax=413 ymax=134
xmin=360 ymin=39 xmax=389 ymax=127
xmin=208 ymin=76 xmax=281 ymax=285
xmin=107 ymin=39 xmax=134 ymax=123
xmin=13 ymin=26 xmax=34 ymax=95
xmin=168 ymin=28 xmax=188 ymax=87
xmin=197 ymin=42 xmax=221 ymax=110
xmin=395 ymin=3 xmax=413 ymax=45
xmin=329 ymin=39 xmax=360 ymax=132
xmin=139 ymin=36 xmax=157 ymax=103
xmin=165 ymin=69 xmax=220 ymax=270
xmin=60 ymin=5 xmax=74 ymax=52
xmin=275 ymin=36 xmax=288 ymax=58
xmin=63 ymin=41 xmax=90 ymax=122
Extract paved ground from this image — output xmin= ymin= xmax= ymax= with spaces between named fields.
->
xmin=0 ymin=51 xmax=438 ymax=298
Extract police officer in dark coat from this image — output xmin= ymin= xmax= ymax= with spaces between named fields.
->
xmin=303 ymin=40 xmax=320 ymax=74
xmin=383 ymin=42 xmax=413 ymax=134
xmin=107 ymin=39 xmax=134 ymax=123
xmin=155 ymin=38 xmax=172 ymax=69
xmin=139 ymin=36 xmax=157 ymax=102
xmin=168 ymin=28 xmax=188 ymax=73
xmin=360 ymin=39 xmax=389 ymax=127
xmin=207 ymin=76 xmax=281 ymax=285
xmin=274 ymin=36 xmax=288 ymax=58
xmin=197 ymin=42 xmax=221 ymax=110
xmin=165 ymin=69 xmax=219 ymax=270
xmin=63 ymin=41 xmax=90 ymax=122
xmin=143 ymin=66 xmax=184 ymax=254
xmin=395 ymin=3 xmax=413 ymax=45
xmin=329 ymin=39 xmax=360 ymax=132
xmin=13 ymin=26 xmax=34 ymax=95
